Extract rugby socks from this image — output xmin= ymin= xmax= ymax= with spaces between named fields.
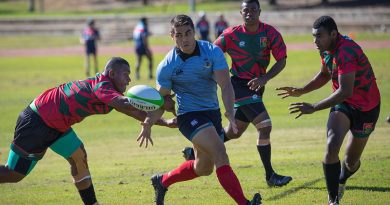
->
xmin=257 ymin=144 xmax=274 ymax=180
xmin=78 ymin=184 xmax=97 ymax=205
xmin=323 ymin=161 xmax=341 ymax=203
xmin=339 ymin=160 xmax=360 ymax=184
xmin=161 ymin=160 xmax=198 ymax=188
xmin=216 ymin=165 xmax=247 ymax=205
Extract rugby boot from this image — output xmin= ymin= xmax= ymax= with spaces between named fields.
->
xmin=266 ymin=172 xmax=292 ymax=187
xmin=151 ymin=174 xmax=168 ymax=205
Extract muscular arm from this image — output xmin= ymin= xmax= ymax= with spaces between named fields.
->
xmin=264 ymin=57 xmax=286 ymax=82
xmin=141 ymin=87 xmax=172 ymax=126
xmin=300 ymin=64 xmax=331 ymax=94
xmin=215 ymin=69 xmax=235 ymax=117
xmin=313 ymin=71 xmax=355 ymax=111
xmin=109 ymin=96 xmax=169 ymax=126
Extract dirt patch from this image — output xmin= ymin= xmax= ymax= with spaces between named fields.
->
xmin=0 ymin=40 xmax=389 ymax=57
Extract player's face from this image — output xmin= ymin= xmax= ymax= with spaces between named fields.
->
xmin=171 ymin=25 xmax=196 ymax=54
xmin=240 ymin=2 xmax=260 ymax=26
xmin=111 ymin=66 xmax=131 ymax=93
xmin=312 ymin=26 xmax=337 ymax=53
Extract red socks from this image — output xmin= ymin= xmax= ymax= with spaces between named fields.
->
xmin=216 ymin=165 xmax=247 ymax=205
xmin=162 ymin=160 xmax=198 ymax=188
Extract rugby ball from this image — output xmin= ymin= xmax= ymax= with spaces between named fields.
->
xmin=125 ymin=85 xmax=164 ymax=111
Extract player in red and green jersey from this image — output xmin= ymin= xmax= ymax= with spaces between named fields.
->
xmin=277 ymin=16 xmax=380 ymax=205
xmin=183 ymin=0 xmax=291 ymax=188
xmin=0 ymin=57 xmax=176 ymax=205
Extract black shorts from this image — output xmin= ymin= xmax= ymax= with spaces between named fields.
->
xmin=330 ymin=102 xmax=380 ymax=138
xmin=231 ymin=76 xmax=267 ymax=122
xmin=13 ymin=106 xmax=64 ymax=158
xmin=177 ymin=109 xmax=224 ymax=141
xmin=135 ymin=46 xmax=147 ymax=56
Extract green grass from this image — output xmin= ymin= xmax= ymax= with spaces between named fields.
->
xmin=0 ymin=39 xmax=389 ymax=204
xmin=2 ymin=33 xmax=390 ymax=49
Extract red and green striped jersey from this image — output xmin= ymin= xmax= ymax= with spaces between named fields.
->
xmin=321 ymin=34 xmax=380 ymax=111
xmin=33 ymin=73 xmax=122 ymax=132
xmin=214 ymin=21 xmax=287 ymax=80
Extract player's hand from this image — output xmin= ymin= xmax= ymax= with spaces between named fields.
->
xmin=137 ymin=122 xmax=154 ymax=148
xmin=225 ymin=112 xmax=238 ymax=134
xmin=163 ymin=94 xmax=176 ymax=116
xmin=288 ymin=102 xmax=315 ymax=119
xmin=248 ymin=76 xmax=268 ymax=92
xmin=165 ymin=117 xmax=177 ymax=128
xmin=276 ymin=87 xmax=304 ymax=99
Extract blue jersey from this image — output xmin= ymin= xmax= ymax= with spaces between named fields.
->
xmin=133 ymin=22 xmax=148 ymax=49
xmin=157 ymin=41 xmax=228 ymax=115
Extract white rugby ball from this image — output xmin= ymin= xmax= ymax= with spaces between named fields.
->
xmin=125 ymin=85 xmax=164 ymax=111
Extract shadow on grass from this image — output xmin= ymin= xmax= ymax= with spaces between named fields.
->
xmin=267 ymin=177 xmax=323 ymax=201
xmin=346 ymin=185 xmax=390 ymax=192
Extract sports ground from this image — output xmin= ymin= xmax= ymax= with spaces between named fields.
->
xmin=0 ymin=2 xmax=390 ymax=205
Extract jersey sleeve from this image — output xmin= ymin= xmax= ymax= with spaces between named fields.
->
xmin=94 ymin=81 xmax=123 ymax=104
xmin=269 ymin=27 xmax=287 ymax=61
xmin=211 ymin=44 xmax=228 ymax=71
xmin=156 ymin=57 xmax=173 ymax=90
xmin=336 ymin=48 xmax=359 ymax=75
xmin=214 ymin=33 xmax=227 ymax=52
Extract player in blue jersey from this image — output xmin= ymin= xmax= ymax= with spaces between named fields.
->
xmin=133 ymin=17 xmax=153 ymax=80
xmin=81 ymin=19 xmax=100 ymax=77
xmin=137 ymin=14 xmax=261 ymax=205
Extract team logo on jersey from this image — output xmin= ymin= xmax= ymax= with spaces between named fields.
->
xmin=191 ymin=119 xmax=199 ymax=127
xmin=260 ymin=37 xmax=268 ymax=47
xmin=175 ymin=68 xmax=183 ymax=75
xmin=239 ymin=41 xmax=246 ymax=47
xmin=252 ymin=94 xmax=259 ymax=100
xmin=363 ymin=123 xmax=374 ymax=134
xmin=203 ymin=59 xmax=212 ymax=69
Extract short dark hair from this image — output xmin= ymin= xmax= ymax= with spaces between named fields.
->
xmin=242 ymin=0 xmax=260 ymax=8
xmin=313 ymin=16 xmax=338 ymax=34
xmin=170 ymin=14 xmax=194 ymax=34
xmin=104 ymin=57 xmax=130 ymax=72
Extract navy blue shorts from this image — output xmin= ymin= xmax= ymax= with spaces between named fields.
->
xmin=231 ymin=76 xmax=267 ymax=122
xmin=177 ymin=109 xmax=224 ymax=141
xmin=330 ymin=102 xmax=380 ymax=138
xmin=85 ymin=40 xmax=96 ymax=55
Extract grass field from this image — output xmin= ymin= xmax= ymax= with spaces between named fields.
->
xmin=0 ymin=37 xmax=389 ymax=204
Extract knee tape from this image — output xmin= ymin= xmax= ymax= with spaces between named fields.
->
xmin=255 ymin=119 xmax=272 ymax=130
xmin=68 ymin=145 xmax=91 ymax=183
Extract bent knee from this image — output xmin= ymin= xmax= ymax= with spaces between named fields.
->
xmin=195 ymin=166 xmax=214 ymax=176
xmin=1 ymin=166 xmax=26 ymax=183
xmin=67 ymin=146 xmax=91 ymax=184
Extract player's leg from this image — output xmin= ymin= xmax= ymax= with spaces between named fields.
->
xmin=339 ymin=103 xmax=380 ymax=201
xmin=323 ymin=109 xmax=350 ymax=204
xmin=145 ymin=48 xmax=153 ymax=79
xmin=239 ymin=102 xmax=292 ymax=187
xmin=50 ymin=129 xmax=99 ymax=205
xmin=85 ymin=53 xmax=91 ymax=76
xmin=92 ymin=53 xmax=98 ymax=74
xmin=0 ymin=104 xmax=49 ymax=183
xmin=192 ymin=126 xmax=249 ymax=205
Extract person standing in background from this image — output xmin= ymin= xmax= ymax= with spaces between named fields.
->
xmin=81 ymin=18 xmax=100 ymax=77
xmin=214 ymin=13 xmax=229 ymax=39
xmin=133 ymin=17 xmax=153 ymax=80
xmin=196 ymin=11 xmax=211 ymax=42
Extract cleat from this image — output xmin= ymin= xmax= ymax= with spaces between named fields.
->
xmin=328 ymin=195 xmax=339 ymax=205
xmin=247 ymin=193 xmax=262 ymax=205
xmin=151 ymin=174 xmax=168 ymax=205
xmin=266 ymin=172 xmax=292 ymax=187
xmin=182 ymin=147 xmax=195 ymax=161
xmin=338 ymin=183 xmax=346 ymax=201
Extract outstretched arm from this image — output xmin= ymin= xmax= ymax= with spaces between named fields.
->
xmin=288 ymin=71 xmax=355 ymax=118
xmin=109 ymin=96 xmax=174 ymax=127
xmin=136 ymin=87 xmax=173 ymax=148
xmin=277 ymin=64 xmax=331 ymax=98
